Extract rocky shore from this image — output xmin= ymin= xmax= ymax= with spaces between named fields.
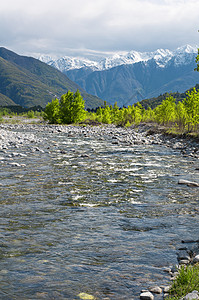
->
xmin=0 ymin=122 xmax=199 ymax=299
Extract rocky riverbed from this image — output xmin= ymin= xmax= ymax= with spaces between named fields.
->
xmin=0 ymin=122 xmax=199 ymax=162
xmin=0 ymin=122 xmax=199 ymax=299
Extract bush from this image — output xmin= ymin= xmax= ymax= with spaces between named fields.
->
xmin=169 ymin=264 xmax=199 ymax=299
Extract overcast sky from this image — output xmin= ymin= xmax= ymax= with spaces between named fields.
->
xmin=1 ymin=0 xmax=199 ymax=59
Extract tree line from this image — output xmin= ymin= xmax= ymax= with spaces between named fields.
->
xmin=43 ymin=88 xmax=199 ymax=134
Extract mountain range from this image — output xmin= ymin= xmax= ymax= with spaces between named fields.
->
xmin=0 ymin=47 xmax=104 ymax=109
xmin=40 ymin=45 xmax=199 ymax=107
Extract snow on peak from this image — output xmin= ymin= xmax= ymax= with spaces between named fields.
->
xmin=174 ymin=44 xmax=198 ymax=54
xmin=40 ymin=45 xmax=198 ymax=72
xmin=49 ymin=56 xmax=99 ymax=71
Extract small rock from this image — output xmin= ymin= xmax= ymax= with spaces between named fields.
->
xmin=140 ymin=291 xmax=154 ymax=300
xmin=8 ymin=162 xmax=21 ymax=167
xmin=193 ymin=254 xmax=199 ymax=263
xmin=179 ymin=259 xmax=190 ymax=265
xmin=149 ymin=286 xmax=162 ymax=294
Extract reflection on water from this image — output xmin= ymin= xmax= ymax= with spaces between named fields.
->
xmin=0 ymin=126 xmax=199 ymax=299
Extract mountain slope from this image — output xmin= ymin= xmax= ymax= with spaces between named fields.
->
xmin=0 ymin=47 xmax=104 ymax=108
xmin=0 ymin=92 xmax=16 ymax=106
xmin=64 ymin=56 xmax=199 ymax=107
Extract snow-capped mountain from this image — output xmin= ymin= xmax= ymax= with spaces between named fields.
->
xmin=39 ymin=45 xmax=198 ymax=72
xmin=39 ymin=45 xmax=199 ymax=107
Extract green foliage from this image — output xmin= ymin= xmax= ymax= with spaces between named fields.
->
xmin=44 ymin=90 xmax=86 ymax=124
xmin=183 ymin=88 xmax=199 ymax=131
xmin=44 ymin=98 xmax=61 ymax=124
xmin=85 ymin=89 xmax=199 ymax=135
xmin=71 ymin=90 xmax=86 ymax=123
xmin=169 ymin=264 xmax=199 ymax=299
xmin=154 ymin=95 xmax=176 ymax=125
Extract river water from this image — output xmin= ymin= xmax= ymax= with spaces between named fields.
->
xmin=0 ymin=125 xmax=199 ymax=299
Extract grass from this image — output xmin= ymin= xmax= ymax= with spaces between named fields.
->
xmin=168 ymin=264 xmax=199 ymax=299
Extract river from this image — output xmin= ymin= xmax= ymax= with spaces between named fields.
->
xmin=0 ymin=124 xmax=199 ymax=299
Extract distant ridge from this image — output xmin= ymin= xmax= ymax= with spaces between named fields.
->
xmin=139 ymin=83 xmax=199 ymax=109
xmin=0 ymin=47 xmax=104 ymax=109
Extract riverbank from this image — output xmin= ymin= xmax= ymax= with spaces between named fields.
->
xmin=1 ymin=120 xmax=198 ymax=162
xmin=1 ymin=116 xmax=199 ymax=157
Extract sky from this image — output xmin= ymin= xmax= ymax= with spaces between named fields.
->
xmin=1 ymin=0 xmax=199 ymax=59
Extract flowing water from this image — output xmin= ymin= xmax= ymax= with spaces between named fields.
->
xmin=0 ymin=125 xmax=199 ymax=299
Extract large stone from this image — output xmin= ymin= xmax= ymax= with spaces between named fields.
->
xmin=140 ymin=291 xmax=154 ymax=300
xmin=178 ymin=179 xmax=199 ymax=187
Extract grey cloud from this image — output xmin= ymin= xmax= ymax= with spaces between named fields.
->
xmin=0 ymin=0 xmax=199 ymax=57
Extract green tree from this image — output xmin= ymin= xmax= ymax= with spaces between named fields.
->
xmin=59 ymin=90 xmax=86 ymax=124
xmin=59 ymin=90 xmax=74 ymax=124
xmin=70 ymin=90 xmax=86 ymax=123
xmin=44 ymin=90 xmax=86 ymax=124
xmin=102 ymin=106 xmax=112 ymax=124
xmin=183 ymin=88 xmax=199 ymax=131
xmin=154 ymin=95 xmax=176 ymax=125
xmin=111 ymin=102 xmax=120 ymax=123
xmin=44 ymin=98 xmax=61 ymax=124
xmin=175 ymin=101 xmax=187 ymax=130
